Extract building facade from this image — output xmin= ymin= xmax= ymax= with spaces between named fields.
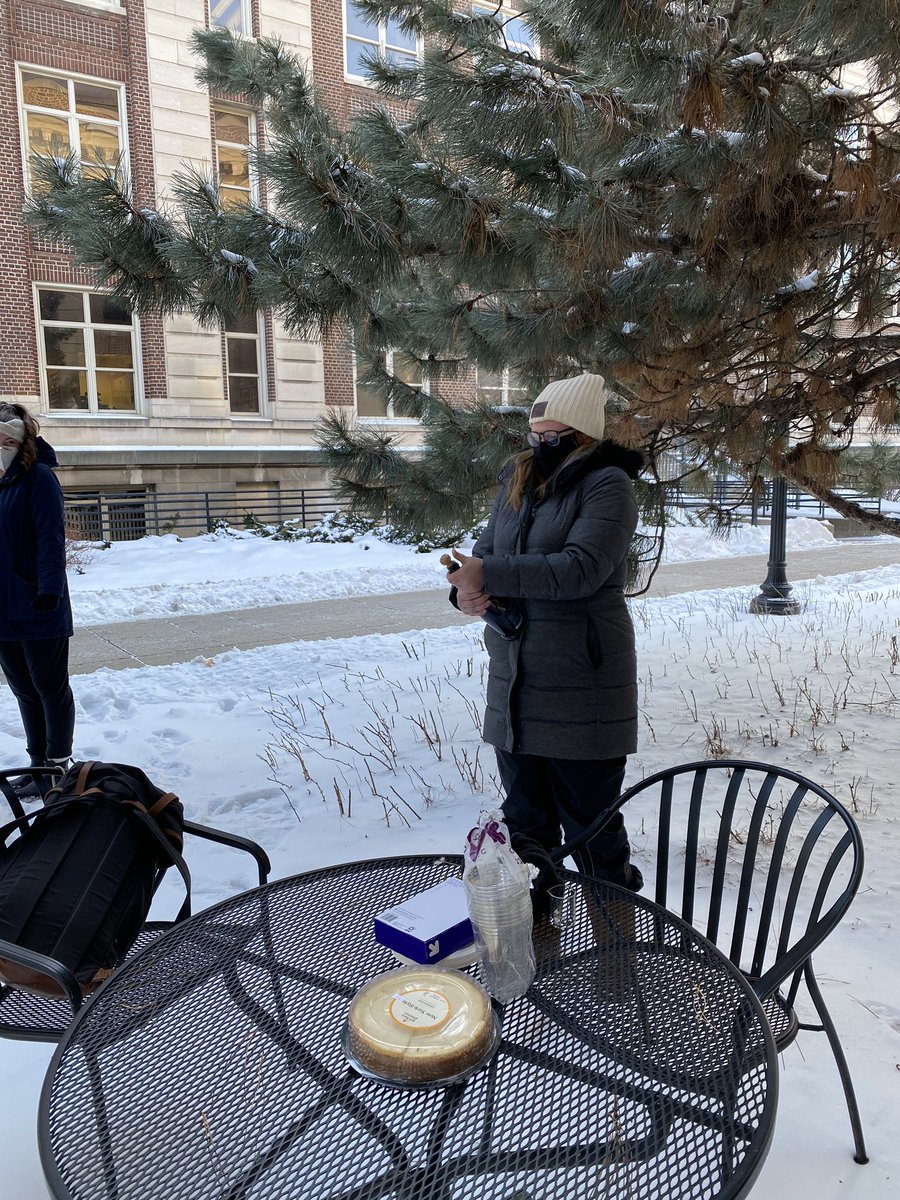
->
xmin=0 ymin=0 xmax=467 ymax=532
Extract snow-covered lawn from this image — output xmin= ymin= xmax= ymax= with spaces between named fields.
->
xmin=67 ymin=515 xmax=849 ymax=625
xmin=2 ymin=527 xmax=899 ymax=1196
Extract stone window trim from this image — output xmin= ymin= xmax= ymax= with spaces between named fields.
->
xmin=222 ymin=314 xmax=268 ymax=417
xmin=343 ymin=1 xmax=422 ymax=86
xmin=33 ymin=283 xmax=144 ymax=417
xmin=16 ymin=63 xmax=129 ymax=197
xmin=354 ymin=348 xmax=427 ymax=422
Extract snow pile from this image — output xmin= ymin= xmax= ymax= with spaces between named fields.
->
xmin=659 ymin=515 xmax=837 ymax=562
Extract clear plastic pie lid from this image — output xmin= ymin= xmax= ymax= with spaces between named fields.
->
xmin=344 ymin=966 xmax=499 ymax=1089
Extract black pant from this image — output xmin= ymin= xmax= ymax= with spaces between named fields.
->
xmin=0 ymin=637 xmax=75 ymax=763
xmin=494 ymin=749 xmax=642 ymax=892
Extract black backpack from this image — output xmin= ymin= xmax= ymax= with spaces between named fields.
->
xmin=0 ymin=761 xmax=190 ymax=998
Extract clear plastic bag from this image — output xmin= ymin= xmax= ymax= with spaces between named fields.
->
xmin=463 ymin=810 xmax=536 ymax=1003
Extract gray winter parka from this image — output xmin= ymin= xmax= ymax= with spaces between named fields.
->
xmin=475 ymin=443 xmax=639 ymax=761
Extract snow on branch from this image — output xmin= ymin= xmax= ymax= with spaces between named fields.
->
xmin=778 ymin=269 xmax=819 ymax=295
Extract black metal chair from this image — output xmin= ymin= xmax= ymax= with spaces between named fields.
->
xmin=552 ymin=758 xmax=868 ymax=1164
xmin=0 ymin=765 xmax=271 ymax=1043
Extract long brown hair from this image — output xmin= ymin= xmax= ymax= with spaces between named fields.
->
xmin=0 ymin=402 xmax=40 ymax=471
xmin=505 ymin=431 xmax=597 ymax=510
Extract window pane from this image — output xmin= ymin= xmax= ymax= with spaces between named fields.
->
xmin=386 ymin=17 xmax=416 ymax=50
xmin=386 ymin=48 xmax=418 ymax=68
xmin=78 ymin=122 xmax=121 ymax=172
xmin=228 ymin=375 xmax=260 ymax=413
xmin=214 ymin=109 xmax=251 ymax=145
xmin=210 ymin=0 xmax=245 ymax=33
xmin=221 ymin=186 xmax=250 ymax=210
xmin=346 ymin=39 xmax=375 ymax=75
xmin=356 ymin=382 xmax=388 ymax=417
xmin=227 ymin=337 xmax=258 ymax=374
xmin=223 ymin=313 xmax=258 ymax=334
xmin=217 ymin=143 xmax=250 ymax=190
xmin=44 ymin=326 xmax=86 ymax=368
xmin=22 ymin=72 xmax=69 ymax=112
xmin=96 ymin=371 xmax=136 ymax=411
xmin=27 ymin=112 xmax=70 ymax=160
xmin=93 ymin=330 xmax=133 ymax=369
xmin=505 ymin=16 xmax=535 ymax=50
xmin=345 ymin=4 xmax=378 ymax=40
xmin=390 ymin=351 xmax=422 ymax=387
xmin=89 ymin=294 xmax=132 ymax=325
xmin=39 ymin=289 xmax=85 ymax=323
xmin=73 ymin=81 xmax=120 ymax=121
xmin=46 ymin=369 xmax=89 ymax=410
xmin=476 ymin=368 xmax=503 ymax=390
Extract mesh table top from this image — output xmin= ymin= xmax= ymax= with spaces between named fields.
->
xmin=39 ymin=856 xmax=777 ymax=1200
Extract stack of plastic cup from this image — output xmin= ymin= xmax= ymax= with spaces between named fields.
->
xmin=465 ymin=866 xmax=535 ymax=1003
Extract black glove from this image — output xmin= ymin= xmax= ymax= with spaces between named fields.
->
xmin=33 ymin=594 xmax=60 ymax=612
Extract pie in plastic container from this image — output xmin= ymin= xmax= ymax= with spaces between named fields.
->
xmin=343 ymin=966 xmax=499 ymax=1088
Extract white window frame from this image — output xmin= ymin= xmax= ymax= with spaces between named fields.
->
xmin=213 ymin=104 xmax=259 ymax=208
xmin=224 ymin=314 xmax=268 ymax=417
xmin=354 ymin=348 xmax=426 ymax=423
xmin=476 ymin=365 xmax=528 ymax=406
xmin=343 ymin=1 xmax=422 ymax=84
xmin=33 ymin=284 xmax=143 ymax=417
xmin=208 ymin=0 xmax=252 ymax=38
xmin=16 ymin=64 xmax=128 ymax=196
xmin=471 ymin=2 xmax=537 ymax=56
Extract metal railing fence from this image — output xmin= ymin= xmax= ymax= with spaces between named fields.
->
xmin=63 ymin=486 xmax=346 ymax=542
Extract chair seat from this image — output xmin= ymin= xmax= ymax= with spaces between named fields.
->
xmin=760 ymin=988 xmax=799 ymax=1049
xmin=0 ymin=922 xmax=172 ymax=1043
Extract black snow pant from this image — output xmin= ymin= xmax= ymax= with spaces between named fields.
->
xmin=494 ymin=750 xmax=642 ymax=908
xmin=0 ymin=637 xmax=75 ymax=763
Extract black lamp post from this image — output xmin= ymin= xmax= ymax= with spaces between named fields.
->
xmin=749 ymin=424 xmax=802 ymax=616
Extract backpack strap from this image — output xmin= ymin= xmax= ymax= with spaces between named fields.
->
xmin=74 ymin=761 xmax=95 ymax=796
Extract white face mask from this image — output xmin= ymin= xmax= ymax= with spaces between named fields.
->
xmin=0 ymin=445 xmax=20 ymax=473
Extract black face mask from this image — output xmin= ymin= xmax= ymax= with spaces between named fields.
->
xmin=532 ymin=433 xmax=576 ymax=475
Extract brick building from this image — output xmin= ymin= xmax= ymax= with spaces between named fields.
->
xmin=0 ymin=0 xmax=526 ymax=534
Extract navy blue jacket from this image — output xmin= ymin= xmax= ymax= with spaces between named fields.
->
xmin=0 ymin=438 xmax=73 ymax=640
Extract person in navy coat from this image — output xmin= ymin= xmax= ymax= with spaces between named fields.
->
xmin=0 ymin=402 xmax=75 ymax=783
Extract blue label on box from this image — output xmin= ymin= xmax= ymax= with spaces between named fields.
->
xmin=374 ymin=878 xmax=474 ymax=964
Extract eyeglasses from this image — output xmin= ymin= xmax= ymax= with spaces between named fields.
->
xmin=526 ymin=428 xmax=575 ymax=448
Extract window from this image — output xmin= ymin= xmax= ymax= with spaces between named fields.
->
xmin=19 ymin=68 xmax=124 ymax=190
xmin=209 ymin=0 xmax=250 ymax=36
xmin=36 ymin=288 xmax=139 ymax=413
xmin=476 ymin=366 xmax=529 ymax=407
xmin=355 ymin=350 xmax=423 ymax=418
xmin=472 ymin=3 xmax=536 ymax=55
xmin=213 ymin=105 xmax=256 ymax=209
xmin=224 ymin=314 xmax=264 ymax=414
xmin=344 ymin=2 xmax=419 ymax=79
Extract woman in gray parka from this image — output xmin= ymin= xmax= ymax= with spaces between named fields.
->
xmin=448 ymin=373 xmax=643 ymax=903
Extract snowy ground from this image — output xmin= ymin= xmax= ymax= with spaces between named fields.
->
xmin=2 ymin=524 xmax=899 ymax=1196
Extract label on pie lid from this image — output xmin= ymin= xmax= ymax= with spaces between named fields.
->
xmin=389 ymin=988 xmax=451 ymax=1031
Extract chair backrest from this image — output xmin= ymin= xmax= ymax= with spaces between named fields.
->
xmin=610 ymin=760 xmax=864 ymax=998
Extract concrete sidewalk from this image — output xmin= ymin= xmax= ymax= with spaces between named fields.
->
xmin=67 ymin=540 xmax=900 ymax=674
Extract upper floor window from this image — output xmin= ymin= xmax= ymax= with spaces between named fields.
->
xmin=472 ymin=3 xmax=536 ymax=55
xmin=36 ymin=287 xmax=138 ymax=413
xmin=356 ymin=350 xmax=423 ymax=418
xmin=476 ymin=366 xmax=529 ymax=407
xmin=209 ymin=0 xmax=251 ymax=36
xmin=19 ymin=69 xmax=124 ymax=191
xmin=344 ymin=1 xmax=419 ymax=79
xmin=224 ymin=314 xmax=265 ymax=414
xmin=214 ymin=105 xmax=256 ymax=209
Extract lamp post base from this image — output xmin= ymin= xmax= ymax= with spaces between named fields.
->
xmin=749 ymin=593 xmax=801 ymax=616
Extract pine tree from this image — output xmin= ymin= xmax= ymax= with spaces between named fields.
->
xmin=28 ymin=1 xmax=900 ymax=547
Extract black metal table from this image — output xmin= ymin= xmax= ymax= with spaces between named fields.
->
xmin=39 ymin=856 xmax=778 ymax=1200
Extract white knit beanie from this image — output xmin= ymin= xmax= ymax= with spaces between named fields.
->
xmin=529 ymin=373 xmax=611 ymax=442
xmin=0 ymin=418 xmax=25 ymax=443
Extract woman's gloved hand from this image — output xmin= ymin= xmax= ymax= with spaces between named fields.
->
xmin=33 ymin=594 xmax=60 ymax=612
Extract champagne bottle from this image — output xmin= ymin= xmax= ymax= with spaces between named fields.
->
xmin=441 ymin=554 xmax=525 ymax=641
